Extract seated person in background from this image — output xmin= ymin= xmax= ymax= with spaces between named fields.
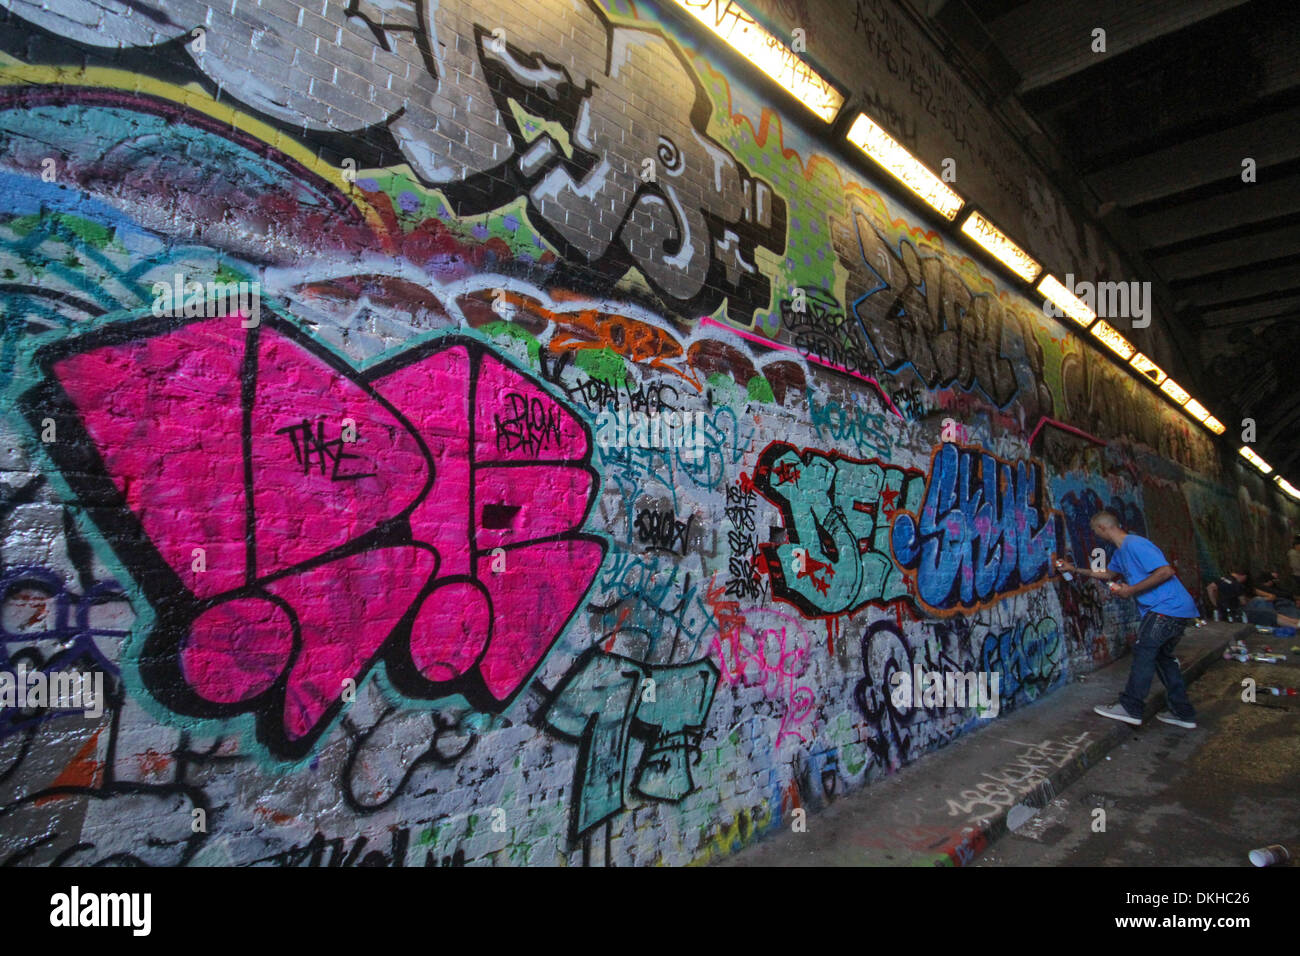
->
xmin=1258 ymin=570 xmax=1295 ymax=603
xmin=1206 ymin=570 xmax=1249 ymax=620
xmin=1212 ymin=567 xmax=1300 ymax=628
xmin=1250 ymin=575 xmax=1299 ymax=625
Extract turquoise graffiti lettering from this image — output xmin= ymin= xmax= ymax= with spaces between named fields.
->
xmin=754 ymin=442 xmax=925 ymax=617
xmin=541 ymin=649 xmax=718 ymax=840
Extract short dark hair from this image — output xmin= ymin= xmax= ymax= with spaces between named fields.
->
xmin=1090 ymin=510 xmax=1121 ymax=530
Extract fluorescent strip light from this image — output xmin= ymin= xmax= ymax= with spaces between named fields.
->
xmin=1183 ymin=398 xmax=1209 ymax=422
xmin=846 ymin=113 xmax=964 ymax=220
xmin=959 ymin=211 xmax=1042 ymax=282
xmin=1277 ymin=476 xmax=1300 ymax=500
xmin=1090 ymin=320 xmax=1135 ymax=360
xmin=672 ymin=0 xmax=844 ymax=122
xmin=1239 ymin=446 xmax=1273 ymax=474
xmin=1037 ymin=274 xmax=1096 ymax=327
xmin=1160 ymin=378 xmax=1190 ymax=405
xmin=1128 ymin=352 xmax=1168 ymax=386
xmin=1204 ymin=416 xmax=1225 ymax=435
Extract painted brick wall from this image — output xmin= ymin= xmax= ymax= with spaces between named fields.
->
xmin=0 ymin=0 xmax=1295 ymax=866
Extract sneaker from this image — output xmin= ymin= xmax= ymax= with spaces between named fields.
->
xmin=1094 ymin=702 xmax=1142 ymax=725
xmin=1156 ymin=710 xmax=1196 ymax=729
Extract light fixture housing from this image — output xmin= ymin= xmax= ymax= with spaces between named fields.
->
xmin=1128 ymin=352 xmax=1168 ymax=386
xmin=845 ymin=113 xmax=965 ymax=220
xmin=1160 ymin=378 xmax=1190 ymax=405
xmin=1239 ymin=446 xmax=1273 ymax=474
xmin=1203 ymin=416 xmax=1225 ymax=435
xmin=1277 ymin=476 xmax=1300 ymax=500
xmin=1089 ymin=320 xmax=1136 ymax=360
xmin=1182 ymin=398 xmax=1209 ymax=423
xmin=1037 ymin=274 xmax=1096 ymax=327
xmin=959 ymin=211 xmax=1042 ymax=282
xmin=671 ymin=0 xmax=844 ymax=122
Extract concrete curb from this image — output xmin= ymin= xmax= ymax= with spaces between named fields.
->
xmin=928 ymin=624 xmax=1247 ymax=866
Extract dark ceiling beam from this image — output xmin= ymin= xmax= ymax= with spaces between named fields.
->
xmin=1261 ymin=392 xmax=1300 ymax=445
xmin=1171 ymin=260 xmax=1300 ymax=307
xmin=1084 ymin=104 xmax=1300 ymax=207
xmin=1276 ymin=446 xmax=1300 ymax=476
xmin=1021 ymin=6 xmax=1300 ymax=171
xmin=987 ymin=0 xmax=1251 ymax=94
xmin=1199 ymin=299 xmax=1300 ymax=328
xmin=1132 ymin=172 xmax=1300 ymax=248
xmin=1180 ymin=282 xmax=1300 ymax=313
xmin=1148 ymin=221 xmax=1300 ymax=280
xmin=904 ymin=1 xmax=1210 ymax=402
xmin=920 ymin=1 xmax=1023 ymax=98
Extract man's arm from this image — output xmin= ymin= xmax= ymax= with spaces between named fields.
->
xmin=1111 ymin=565 xmax=1175 ymax=599
xmin=1055 ymin=560 xmax=1121 ymax=581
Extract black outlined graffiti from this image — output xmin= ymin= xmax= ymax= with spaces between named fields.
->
xmin=634 ymin=507 xmax=696 ymax=556
xmin=4 ymin=0 xmax=787 ymax=322
xmin=539 ymin=647 xmax=718 ymax=842
xmin=21 ymin=310 xmax=605 ymax=760
xmin=830 ymin=195 xmax=1052 ymax=418
xmin=753 ymin=441 xmax=925 ymax=618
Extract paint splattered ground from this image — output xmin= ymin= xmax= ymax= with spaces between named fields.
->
xmin=975 ymin=635 xmax=1300 ymax=867
xmin=721 ymin=623 xmax=1280 ymax=867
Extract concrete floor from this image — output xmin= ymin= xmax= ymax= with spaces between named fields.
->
xmin=975 ymin=640 xmax=1300 ymax=867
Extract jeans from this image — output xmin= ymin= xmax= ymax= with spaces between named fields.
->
xmin=1245 ymin=598 xmax=1278 ymax=627
xmin=1119 ymin=612 xmax=1196 ymax=721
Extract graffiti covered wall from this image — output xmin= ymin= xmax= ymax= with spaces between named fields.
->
xmin=1 ymin=0 xmax=1297 ymax=866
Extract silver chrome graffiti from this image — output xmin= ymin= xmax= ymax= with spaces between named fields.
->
xmin=3 ymin=0 xmax=786 ymax=319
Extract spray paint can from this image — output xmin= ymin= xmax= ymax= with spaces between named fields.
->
xmin=1054 ymin=559 xmax=1073 ymax=582
xmin=1249 ymin=845 xmax=1291 ymax=867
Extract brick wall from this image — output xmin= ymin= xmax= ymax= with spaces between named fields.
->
xmin=0 ymin=0 xmax=1295 ymax=866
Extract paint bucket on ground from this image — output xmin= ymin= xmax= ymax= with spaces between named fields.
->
xmin=1249 ymin=845 xmax=1291 ymax=867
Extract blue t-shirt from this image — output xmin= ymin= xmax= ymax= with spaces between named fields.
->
xmin=1110 ymin=534 xmax=1199 ymax=618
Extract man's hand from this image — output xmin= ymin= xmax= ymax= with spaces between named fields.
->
xmin=1055 ymin=559 xmax=1079 ymax=575
xmin=1108 ymin=582 xmax=1135 ymax=599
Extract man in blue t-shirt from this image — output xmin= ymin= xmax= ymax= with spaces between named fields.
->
xmin=1055 ymin=510 xmax=1199 ymax=729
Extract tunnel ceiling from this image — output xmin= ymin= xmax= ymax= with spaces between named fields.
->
xmin=909 ymin=0 xmax=1300 ymax=477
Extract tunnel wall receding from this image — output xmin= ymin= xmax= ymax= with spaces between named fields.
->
xmin=1 ymin=0 xmax=1296 ymax=866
